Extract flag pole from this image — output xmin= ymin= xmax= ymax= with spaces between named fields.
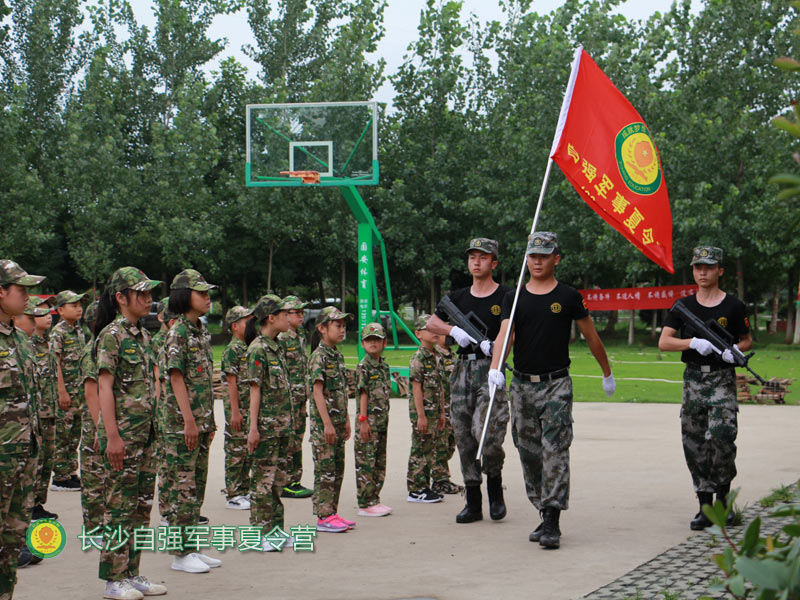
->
xmin=477 ymin=46 xmax=583 ymax=460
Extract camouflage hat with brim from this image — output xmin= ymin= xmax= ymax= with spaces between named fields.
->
xmin=253 ymin=294 xmax=288 ymax=321
xmin=24 ymin=297 xmax=50 ymax=317
xmin=225 ymin=305 xmax=254 ymax=327
xmin=31 ymin=296 xmax=53 ymax=308
xmin=466 ymin=238 xmax=499 ymax=257
xmin=316 ymin=306 xmax=353 ymax=326
xmin=690 ymin=246 xmax=723 ymax=266
xmin=109 ymin=267 xmax=162 ymax=295
xmin=526 ymin=231 xmax=559 ymax=255
xmin=0 ymin=260 xmax=45 ymax=287
xmin=283 ymin=295 xmax=309 ymax=310
xmin=55 ymin=290 xmax=87 ymax=307
xmin=414 ymin=313 xmax=432 ymax=331
xmin=159 ymin=298 xmax=178 ymax=322
xmin=360 ymin=322 xmax=386 ymax=340
xmin=83 ymin=301 xmax=99 ymax=324
xmin=170 ymin=269 xmax=217 ymax=291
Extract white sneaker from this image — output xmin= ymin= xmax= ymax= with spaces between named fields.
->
xmin=226 ymin=495 xmax=251 ymax=510
xmin=261 ymin=536 xmax=281 ymax=552
xmin=103 ymin=580 xmax=143 ymax=599
xmin=127 ymin=576 xmax=167 ymax=596
xmin=192 ymin=552 xmax=222 ymax=568
xmin=170 ymin=554 xmax=210 ymax=573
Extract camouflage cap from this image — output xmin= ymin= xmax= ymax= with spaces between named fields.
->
xmin=55 ymin=290 xmax=87 ymax=307
xmin=225 ymin=305 xmax=254 ymax=327
xmin=526 ymin=231 xmax=559 ymax=255
xmin=690 ymin=246 xmax=723 ymax=266
xmin=170 ymin=269 xmax=217 ymax=291
xmin=0 ymin=260 xmax=45 ymax=287
xmin=466 ymin=238 xmax=499 ymax=257
xmin=159 ymin=298 xmax=178 ymax=322
xmin=414 ymin=313 xmax=432 ymax=331
xmin=316 ymin=306 xmax=353 ymax=326
xmin=83 ymin=300 xmax=99 ymax=324
xmin=24 ymin=297 xmax=50 ymax=317
xmin=30 ymin=295 xmax=53 ymax=308
xmin=252 ymin=294 xmax=288 ymax=321
xmin=109 ymin=267 xmax=162 ymax=295
xmin=283 ymin=295 xmax=309 ymax=310
xmin=360 ymin=322 xmax=386 ymax=340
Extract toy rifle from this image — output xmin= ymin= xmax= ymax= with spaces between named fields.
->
xmin=436 ymin=296 xmax=494 ymax=356
xmin=671 ymin=300 xmax=766 ymax=385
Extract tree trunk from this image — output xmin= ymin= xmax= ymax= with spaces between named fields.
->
xmin=161 ymin=271 xmax=168 ymax=298
xmin=317 ymin=278 xmax=325 ymax=306
xmin=267 ymin=241 xmax=274 ymax=292
xmin=794 ymin=300 xmax=800 ymax=345
xmin=341 ymin=258 xmax=346 ymax=312
xmin=219 ymin=279 xmax=228 ymax=319
xmin=242 ymin=275 xmax=248 ymax=307
xmin=736 ymin=257 xmax=745 ymax=300
xmin=786 ymin=273 xmax=795 ymax=344
xmin=650 ymin=309 xmax=658 ymax=340
xmin=770 ymin=283 xmax=780 ymax=335
xmin=429 ymin=276 xmax=436 ymax=314
xmin=627 ymin=310 xmax=635 ymax=345
xmin=603 ymin=310 xmax=618 ymax=334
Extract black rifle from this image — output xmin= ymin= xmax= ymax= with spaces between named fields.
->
xmin=437 ymin=296 xmax=509 ymax=371
xmin=671 ymin=300 xmax=766 ymax=385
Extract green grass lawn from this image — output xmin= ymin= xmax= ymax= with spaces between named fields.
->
xmin=213 ymin=332 xmax=800 ymax=405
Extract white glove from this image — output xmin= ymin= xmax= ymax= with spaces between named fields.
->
xmin=479 ymin=339 xmax=493 ymax=357
xmin=450 ymin=326 xmax=477 ymax=348
xmin=721 ymin=344 xmax=739 ymax=364
xmin=689 ymin=337 xmax=720 ymax=356
xmin=602 ymin=373 xmax=616 ymax=397
xmin=488 ymin=368 xmax=506 ymax=390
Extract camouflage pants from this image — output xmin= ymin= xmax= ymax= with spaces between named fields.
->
xmin=162 ymin=432 xmax=211 ymax=555
xmin=0 ymin=452 xmax=36 ymax=599
xmin=354 ymin=428 xmax=387 ymax=508
xmin=311 ymin=421 xmax=346 ymax=518
xmin=34 ymin=416 xmax=56 ymax=506
xmin=80 ymin=413 xmax=104 ymax=531
xmin=407 ymin=428 xmax=437 ymax=493
xmin=509 ymin=376 xmax=574 ymax=511
xmin=54 ymin=388 xmax=82 ymax=479
xmin=681 ymin=367 xmax=738 ymax=493
xmin=287 ymin=388 xmax=307 ymax=484
xmin=155 ymin=431 xmax=169 ymax=523
xmin=432 ymin=421 xmax=455 ymax=483
xmin=98 ymin=438 xmax=156 ymax=581
xmin=250 ymin=436 xmax=290 ymax=535
xmin=224 ymin=427 xmax=251 ymax=500
xmin=450 ymin=357 xmax=509 ymax=486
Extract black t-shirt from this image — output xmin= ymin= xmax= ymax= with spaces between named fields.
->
xmin=663 ymin=293 xmax=750 ymax=365
xmin=502 ymin=282 xmax=589 ymax=374
xmin=435 ymin=284 xmax=511 ymax=356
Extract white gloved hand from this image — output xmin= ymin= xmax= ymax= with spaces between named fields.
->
xmin=450 ymin=326 xmax=477 ymax=348
xmin=479 ymin=339 xmax=493 ymax=357
xmin=689 ymin=337 xmax=720 ymax=356
xmin=721 ymin=344 xmax=739 ymax=364
xmin=488 ymin=368 xmax=506 ymax=390
xmin=602 ymin=373 xmax=616 ymax=397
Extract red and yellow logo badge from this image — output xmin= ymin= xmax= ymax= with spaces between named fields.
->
xmin=615 ymin=123 xmax=662 ymax=195
xmin=27 ymin=519 xmax=66 ymax=559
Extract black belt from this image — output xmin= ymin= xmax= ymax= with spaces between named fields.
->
xmin=458 ymin=353 xmax=488 ymax=361
xmin=686 ymin=362 xmax=734 ymax=374
xmin=512 ymin=367 xmax=569 ymax=383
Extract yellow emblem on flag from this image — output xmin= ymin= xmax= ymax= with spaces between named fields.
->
xmin=615 ymin=123 xmax=661 ymax=195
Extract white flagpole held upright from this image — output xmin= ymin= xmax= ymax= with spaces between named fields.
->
xmin=476 ymin=46 xmax=583 ymax=460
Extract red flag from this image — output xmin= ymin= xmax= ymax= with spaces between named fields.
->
xmin=551 ymin=48 xmax=673 ymax=273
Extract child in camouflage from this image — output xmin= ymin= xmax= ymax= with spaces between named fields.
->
xmin=308 ymin=306 xmax=355 ymax=532
xmin=407 ymin=314 xmax=446 ymax=503
xmin=354 ymin=322 xmax=393 ymax=517
xmin=432 ymin=336 xmax=463 ymax=495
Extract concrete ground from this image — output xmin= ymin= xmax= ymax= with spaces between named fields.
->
xmin=14 ymin=400 xmax=800 ymax=600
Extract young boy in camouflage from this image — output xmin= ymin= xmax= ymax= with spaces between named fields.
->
xmin=407 ymin=315 xmax=446 ymax=504
xmin=278 ymin=295 xmax=313 ymax=499
xmin=154 ymin=299 xmax=179 ymax=526
xmin=51 ymin=289 xmax=87 ymax=491
xmin=659 ymin=246 xmax=751 ymax=530
xmin=354 ymin=322 xmax=392 ymax=517
xmin=221 ymin=305 xmax=254 ymax=510
xmin=432 ymin=337 xmax=462 ymax=495
xmin=0 ymin=259 xmax=45 ymax=599
xmin=490 ymin=232 xmax=614 ymax=550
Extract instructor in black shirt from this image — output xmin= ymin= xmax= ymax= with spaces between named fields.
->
xmin=489 ymin=232 xmax=614 ymax=549
xmin=427 ymin=238 xmax=512 ymax=523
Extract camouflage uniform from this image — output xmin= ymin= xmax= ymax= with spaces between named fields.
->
xmin=154 ymin=335 xmax=171 ymax=523
xmin=432 ymin=344 xmax=457 ymax=484
xmin=0 ymin=260 xmax=44 ymax=599
xmin=220 ymin=335 xmax=251 ymax=500
xmin=96 ymin=308 xmax=159 ymax=582
xmin=79 ymin=341 xmax=105 ymax=531
xmin=245 ymin=295 xmax=294 ymax=534
xmin=50 ymin=317 xmax=86 ymax=479
xmin=354 ymin=351 xmax=390 ymax=508
xmin=30 ymin=331 xmax=57 ymax=506
xmin=308 ymin=309 xmax=351 ymax=518
xmin=407 ymin=345 xmax=443 ymax=493
xmin=278 ymin=327 xmax=309 ymax=486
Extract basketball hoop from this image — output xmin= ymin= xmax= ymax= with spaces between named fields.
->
xmin=280 ymin=170 xmax=320 ymax=184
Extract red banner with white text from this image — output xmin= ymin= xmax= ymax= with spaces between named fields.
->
xmin=579 ymin=285 xmax=697 ymax=311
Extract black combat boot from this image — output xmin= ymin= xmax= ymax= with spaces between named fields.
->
xmin=690 ymin=491 xmax=714 ymax=530
xmin=455 ymin=485 xmax=483 ymax=523
xmin=529 ymin=511 xmax=544 ymax=542
xmin=717 ymin=483 xmax=735 ymax=526
xmin=539 ymin=507 xmax=561 ymax=549
xmin=486 ymin=475 xmax=507 ymax=521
